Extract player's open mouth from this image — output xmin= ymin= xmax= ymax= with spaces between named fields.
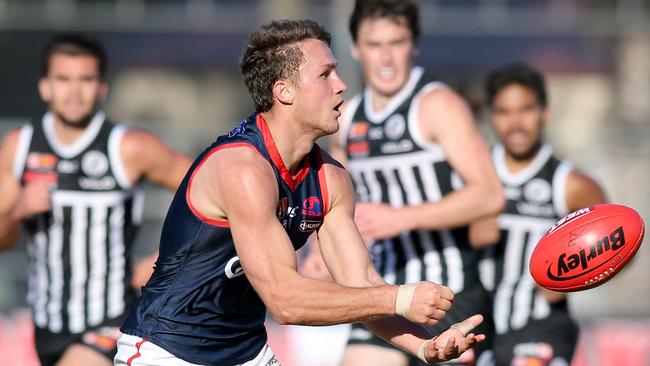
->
xmin=334 ymin=100 xmax=344 ymax=112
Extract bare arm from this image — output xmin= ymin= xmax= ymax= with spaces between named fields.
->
xmin=316 ymin=161 xmax=484 ymax=361
xmin=469 ymin=216 xmax=500 ymax=249
xmin=120 ymin=128 xmax=192 ymax=285
xmin=120 ymin=128 xmax=192 ymax=191
xmin=0 ymin=130 xmax=23 ymax=249
xmin=565 ymin=169 xmax=607 ymax=211
xmin=405 ymin=88 xmax=504 ymax=228
xmin=0 ymin=129 xmax=56 ymax=249
xmin=192 ymin=147 xmax=399 ymax=325
xmin=355 ymin=88 xmax=504 ymax=241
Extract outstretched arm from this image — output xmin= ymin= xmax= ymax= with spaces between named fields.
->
xmin=316 ymin=161 xmax=485 ymax=363
xmin=354 ymin=88 xmax=504 ymax=241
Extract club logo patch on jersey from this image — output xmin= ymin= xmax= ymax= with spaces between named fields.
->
xmin=302 ymin=197 xmax=322 ymax=217
xmin=81 ymin=150 xmax=109 ymax=178
xmin=227 ymin=121 xmax=247 ymax=138
xmin=384 ymin=115 xmax=406 ymax=140
xmin=523 ymin=178 xmax=552 ymax=204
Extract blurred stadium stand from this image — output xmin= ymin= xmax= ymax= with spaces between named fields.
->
xmin=0 ymin=1 xmax=648 ymax=365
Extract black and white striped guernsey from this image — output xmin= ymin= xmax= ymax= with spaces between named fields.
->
xmin=483 ymin=143 xmax=573 ymax=334
xmin=13 ymin=111 xmax=143 ymax=334
xmin=339 ymin=67 xmax=477 ymax=293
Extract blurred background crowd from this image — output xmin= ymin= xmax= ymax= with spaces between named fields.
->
xmin=0 ymin=1 xmax=648 ymax=365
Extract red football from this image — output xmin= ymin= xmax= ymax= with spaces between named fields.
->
xmin=530 ymin=204 xmax=645 ymax=292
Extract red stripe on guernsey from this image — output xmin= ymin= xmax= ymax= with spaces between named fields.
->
xmin=316 ymin=148 xmax=330 ymax=216
xmin=256 ymin=114 xmax=311 ymax=190
xmin=126 ymin=338 xmax=148 ymax=365
xmin=186 ymin=142 xmax=263 ymax=228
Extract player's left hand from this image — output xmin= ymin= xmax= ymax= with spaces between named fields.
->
xmin=421 ymin=314 xmax=486 ymax=363
xmin=354 ymin=203 xmax=408 ymax=241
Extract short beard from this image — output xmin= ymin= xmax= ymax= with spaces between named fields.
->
xmin=508 ymin=140 xmax=542 ymax=162
xmin=56 ymin=110 xmax=96 ymax=130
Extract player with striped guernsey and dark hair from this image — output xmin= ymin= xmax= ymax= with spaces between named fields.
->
xmin=299 ymin=1 xmax=504 ymax=365
xmin=0 ymin=34 xmax=192 ymax=366
xmin=116 ymin=19 xmax=486 ymax=366
xmin=478 ymin=63 xmax=606 ymax=365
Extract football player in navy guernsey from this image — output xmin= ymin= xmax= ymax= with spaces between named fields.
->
xmin=299 ymin=1 xmax=504 ymax=365
xmin=0 ymin=34 xmax=192 ymax=366
xmin=116 ymin=19 xmax=486 ymax=366
xmin=477 ymin=63 xmax=606 ymax=365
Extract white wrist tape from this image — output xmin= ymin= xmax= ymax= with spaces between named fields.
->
xmin=395 ymin=282 xmax=421 ymax=318
xmin=417 ymin=339 xmax=433 ymax=364
xmin=450 ymin=319 xmax=475 ymax=337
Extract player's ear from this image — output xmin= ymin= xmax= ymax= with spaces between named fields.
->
xmin=541 ymin=106 xmax=550 ymax=125
xmin=350 ymin=43 xmax=360 ymax=61
xmin=97 ymin=82 xmax=109 ymax=103
xmin=38 ymin=78 xmax=51 ymax=102
xmin=273 ymin=79 xmax=294 ymax=106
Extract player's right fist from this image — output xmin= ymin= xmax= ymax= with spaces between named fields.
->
xmin=395 ymin=281 xmax=454 ymax=325
xmin=14 ymin=181 xmax=53 ymax=218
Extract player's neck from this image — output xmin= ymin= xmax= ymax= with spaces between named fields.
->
xmin=370 ymin=91 xmax=393 ymax=113
xmin=51 ymin=115 xmax=90 ymax=146
xmin=260 ymin=112 xmax=314 ymax=174
xmin=504 ymin=144 xmax=543 ymax=173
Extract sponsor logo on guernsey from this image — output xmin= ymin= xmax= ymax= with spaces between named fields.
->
xmin=302 ymin=197 xmax=322 ymax=217
xmin=27 ymin=152 xmax=59 ymax=171
xmin=368 ymin=127 xmax=383 ymax=140
xmin=348 ymin=141 xmax=369 ymax=157
xmin=546 ymin=226 xmax=625 ymax=281
xmin=225 ymin=256 xmax=245 ymax=279
xmin=349 ymin=122 xmax=369 ymax=139
xmin=79 ymin=176 xmax=116 ymax=190
xmin=299 ymin=220 xmax=322 ymax=232
xmin=516 ymin=202 xmax=555 ymax=217
xmin=380 ymin=139 xmax=413 ymax=154
xmin=57 ymin=159 xmax=79 ymax=174
xmin=513 ymin=342 xmax=553 ymax=362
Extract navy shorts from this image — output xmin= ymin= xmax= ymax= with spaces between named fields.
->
xmin=34 ymin=317 xmax=124 ymax=366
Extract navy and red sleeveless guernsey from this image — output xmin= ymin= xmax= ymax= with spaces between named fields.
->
xmin=121 ymin=113 xmax=336 ymax=366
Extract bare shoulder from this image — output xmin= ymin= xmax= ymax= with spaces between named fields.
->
xmin=418 ymin=85 xmax=475 ymax=142
xmin=319 ymin=149 xmax=349 ymax=186
xmin=120 ymin=127 xmax=167 ymax=155
xmin=0 ymin=128 xmax=21 ymax=150
xmin=0 ymin=128 xmax=23 ymax=172
xmin=566 ymin=168 xmax=607 ymax=210
xmin=419 ymin=85 xmax=467 ymax=111
xmin=205 ymin=146 xmax=277 ymax=199
xmin=318 ymin=149 xmax=354 ymax=211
